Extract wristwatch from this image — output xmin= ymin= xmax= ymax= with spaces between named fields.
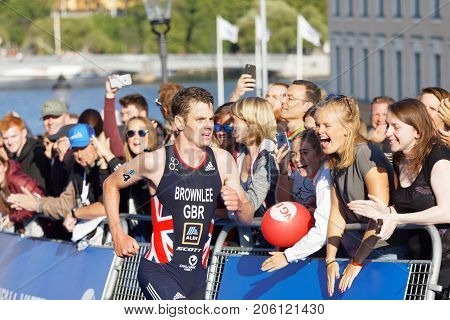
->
xmin=71 ymin=207 xmax=78 ymax=219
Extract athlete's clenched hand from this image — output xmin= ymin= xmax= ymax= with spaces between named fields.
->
xmin=221 ymin=185 xmax=240 ymax=211
xmin=113 ymin=231 xmax=140 ymax=257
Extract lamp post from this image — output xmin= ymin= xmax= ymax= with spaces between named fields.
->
xmin=142 ymin=0 xmax=172 ymax=84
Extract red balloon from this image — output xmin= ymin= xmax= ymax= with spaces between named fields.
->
xmin=261 ymin=201 xmax=313 ymax=247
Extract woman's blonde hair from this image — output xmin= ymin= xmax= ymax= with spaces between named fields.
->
xmin=316 ymin=96 xmax=366 ymax=169
xmin=123 ymin=117 xmax=158 ymax=162
xmin=231 ymin=97 xmax=276 ymax=146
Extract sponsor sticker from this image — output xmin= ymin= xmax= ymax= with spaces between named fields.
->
xmin=182 ymin=223 xmax=203 ymax=245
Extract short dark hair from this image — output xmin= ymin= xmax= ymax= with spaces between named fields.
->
xmin=119 ymin=94 xmax=148 ymax=114
xmin=78 ymin=109 xmax=103 ymax=137
xmin=371 ymin=96 xmax=395 ymax=106
xmin=291 ymin=80 xmax=321 ymax=105
xmin=171 ymin=87 xmax=214 ymax=119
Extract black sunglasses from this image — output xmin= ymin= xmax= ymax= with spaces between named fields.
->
xmin=126 ymin=130 xmax=149 ymax=138
xmin=155 ymin=98 xmax=162 ymax=107
xmin=325 ymin=94 xmax=352 ymax=112
xmin=214 ymin=123 xmax=233 ymax=134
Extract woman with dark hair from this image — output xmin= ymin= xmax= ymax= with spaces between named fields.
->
xmin=419 ymin=87 xmax=450 ymax=147
xmin=349 ymin=98 xmax=450 ymax=299
xmin=262 ymin=129 xmax=332 ymax=272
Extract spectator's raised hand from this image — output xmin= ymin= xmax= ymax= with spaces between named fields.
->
xmin=274 ymin=144 xmax=290 ymax=175
xmin=55 ymin=136 xmax=70 ymax=161
xmin=105 ymin=75 xmax=120 ymax=99
xmin=438 ymin=129 xmax=450 ymax=148
xmin=438 ymin=98 xmax=450 ymax=127
xmin=369 ymin=124 xmax=387 ymax=143
xmin=228 ymin=74 xmax=256 ymax=102
xmin=91 ymin=135 xmax=114 ymax=163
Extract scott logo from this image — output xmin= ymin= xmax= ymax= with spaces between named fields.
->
xmin=270 ymin=202 xmax=297 ymax=222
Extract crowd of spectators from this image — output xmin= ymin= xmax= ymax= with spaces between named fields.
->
xmin=0 ymin=73 xmax=449 ymax=299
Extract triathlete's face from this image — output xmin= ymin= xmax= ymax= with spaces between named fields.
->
xmin=183 ymin=101 xmax=214 ymax=148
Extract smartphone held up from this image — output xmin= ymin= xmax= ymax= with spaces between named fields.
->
xmin=109 ymin=74 xmax=132 ymax=89
xmin=276 ymin=132 xmax=290 ymax=151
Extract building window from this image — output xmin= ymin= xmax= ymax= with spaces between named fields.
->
xmin=434 ymin=54 xmax=441 ymax=87
xmin=347 ymin=0 xmax=354 ymax=16
xmin=379 ymin=50 xmax=385 ymax=95
xmin=336 ymin=46 xmax=342 ymax=93
xmin=363 ymin=48 xmax=369 ymax=100
xmin=377 ymin=0 xmax=384 ymax=17
xmin=414 ymin=52 xmax=421 ymax=95
xmin=335 ymin=0 xmax=341 ymax=16
xmin=413 ymin=0 xmax=421 ymax=18
xmin=433 ymin=0 xmax=441 ymax=19
xmin=394 ymin=0 xmax=402 ymax=17
xmin=349 ymin=47 xmax=354 ymax=94
xmin=396 ymin=51 xmax=402 ymax=99
xmin=361 ymin=0 xmax=368 ymax=17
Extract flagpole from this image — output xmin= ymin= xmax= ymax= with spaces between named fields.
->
xmin=255 ymin=16 xmax=262 ymax=98
xmin=296 ymin=15 xmax=303 ymax=80
xmin=259 ymin=0 xmax=268 ymax=95
xmin=216 ymin=16 xmax=224 ymax=106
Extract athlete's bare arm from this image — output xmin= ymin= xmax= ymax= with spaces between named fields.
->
xmin=103 ymin=148 xmax=166 ymax=257
xmin=213 ymin=148 xmax=255 ymax=225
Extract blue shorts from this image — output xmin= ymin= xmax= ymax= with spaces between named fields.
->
xmin=137 ymin=257 xmax=206 ymax=300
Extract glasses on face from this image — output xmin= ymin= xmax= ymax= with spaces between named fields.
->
xmin=126 ymin=130 xmax=149 ymax=138
xmin=214 ymin=123 xmax=233 ymax=134
xmin=325 ymin=94 xmax=352 ymax=112
xmin=287 ymin=95 xmax=309 ymax=104
xmin=154 ymin=98 xmax=162 ymax=107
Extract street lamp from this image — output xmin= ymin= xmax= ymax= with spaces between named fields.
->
xmin=142 ymin=0 xmax=172 ymax=84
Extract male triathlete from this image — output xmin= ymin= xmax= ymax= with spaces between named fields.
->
xmin=103 ymin=87 xmax=254 ymax=300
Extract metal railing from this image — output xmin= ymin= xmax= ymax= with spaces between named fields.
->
xmin=205 ymin=219 xmax=443 ymax=300
xmin=41 ymin=213 xmax=441 ymax=300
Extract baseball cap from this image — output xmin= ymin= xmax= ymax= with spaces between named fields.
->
xmin=48 ymin=124 xmax=76 ymax=142
xmin=41 ymin=100 xmax=68 ymax=118
xmin=68 ymin=124 xmax=95 ymax=148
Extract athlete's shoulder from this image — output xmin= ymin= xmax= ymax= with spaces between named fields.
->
xmin=141 ymin=146 xmax=166 ymax=171
xmin=210 ymin=146 xmax=234 ymax=161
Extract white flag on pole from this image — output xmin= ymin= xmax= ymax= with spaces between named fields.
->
xmin=298 ymin=15 xmax=320 ymax=47
xmin=255 ymin=18 xmax=271 ymax=41
xmin=217 ymin=16 xmax=239 ymax=44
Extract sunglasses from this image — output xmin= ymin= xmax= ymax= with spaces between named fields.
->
xmin=325 ymin=94 xmax=352 ymax=112
xmin=126 ymin=130 xmax=149 ymax=138
xmin=214 ymin=123 xmax=233 ymax=134
xmin=155 ymin=98 xmax=162 ymax=107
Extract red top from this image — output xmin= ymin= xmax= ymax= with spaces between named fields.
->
xmin=103 ymin=96 xmax=125 ymax=158
xmin=6 ymin=160 xmax=44 ymax=223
